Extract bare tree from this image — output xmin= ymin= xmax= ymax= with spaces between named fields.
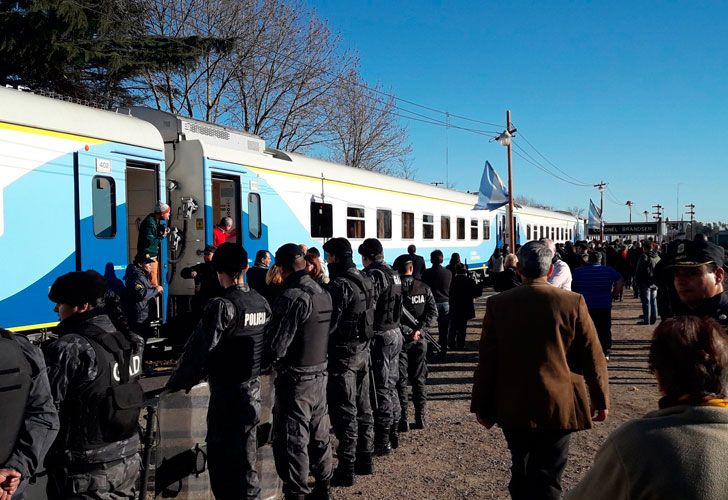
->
xmin=327 ymin=70 xmax=412 ymax=174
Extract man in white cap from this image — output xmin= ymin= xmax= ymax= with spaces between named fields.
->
xmin=137 ymin=201 xmax=171 ymax=286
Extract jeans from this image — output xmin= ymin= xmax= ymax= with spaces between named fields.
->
xmin=640 ymin=286 xmax=658 ymax=325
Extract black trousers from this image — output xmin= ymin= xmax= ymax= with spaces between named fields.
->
xmin=327 ymin=344 xmax=374 ymax=471
xmin=502 ymin=429 xmax=571 ymax=500
xmin=396 ymin=339 xmax=428 ymax=418
xmin=587 ymin=307 xmax=612 ymax=356
xmin=207 ymin=378 xmax=261 ymax=500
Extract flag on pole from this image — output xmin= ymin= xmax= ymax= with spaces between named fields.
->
xmin=588 ymin=199 xmax=603 ymax=229
xmin=474 ymin=161 xmax=509 ymax=210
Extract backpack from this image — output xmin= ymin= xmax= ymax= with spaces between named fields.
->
xmin=0 ymin=329 xmax=32 ymax=464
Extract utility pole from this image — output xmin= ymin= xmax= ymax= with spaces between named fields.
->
xmin=625 ymin=200 xmax=634 ymax=223
xmin=653 ymin=204 xmax=664 ymax=241
xmin=445 ymin=111 xmax=450 ymax=188
xmin=496 ymin=111 xmax=517 ymax=252
xmin=685 ymin=203 xmax=696 ymax=239
xmin=643 ymin=210 xmax=649 ymax=222
xmin=594 ymin=181 xmax=606 ymax=241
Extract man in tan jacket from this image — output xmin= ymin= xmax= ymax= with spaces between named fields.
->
xmin=471 ymin=241 xmax=609 ymax=500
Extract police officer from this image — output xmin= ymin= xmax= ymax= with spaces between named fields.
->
xmin=322 ymin=237 xmax=375 ymax=486
xmin=44 ymin=270 xmax=144 ymax=499
xmin=358 ymin=238 xmax=403 ymax=456
xmin=266 ymin=243 xmax=333 ymax=500
xmin=167 ymin=242 xmax=271 ymax=499
xmin=180 ymin=244 xmax=224 ymax=315
xmin=124 ymin=252 xmax=163 ymax=338
xmin=0 ymin=328 xmax=59 ymax=499
xmin=393 ymin=255 xmax=437 ymax=435
xmin=666 ymin=239 xmax=728 ymax=325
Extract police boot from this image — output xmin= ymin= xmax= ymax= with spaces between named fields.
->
xmin=412 ymin=409 xmax=426 ymax=430
xmin=390 ymin=424 xmax=400 ymax=449
xmin=306 ymin=480 xmax=330 ymax=500
xmin=373 ymin=431 xmax=392 ymax=456
xmin=398 ymin=414 xmax=410 ymax=433
xmin=330 ymin=465 xmax=355 ymax=487
xmin=354 ymin=452 xmax=374 ymax=475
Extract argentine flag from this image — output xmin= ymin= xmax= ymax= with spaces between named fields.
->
xmin=474 ymin=161 xmax=509 ymax=210
xmin=588 ymin=199 xmax=603 ymax=229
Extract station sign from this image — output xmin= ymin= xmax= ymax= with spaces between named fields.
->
xmin=587 ymin=222 xmax=659 ymax=236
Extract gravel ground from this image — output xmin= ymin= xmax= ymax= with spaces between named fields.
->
xmin=332 ymin=291 xmax=660 ymax=499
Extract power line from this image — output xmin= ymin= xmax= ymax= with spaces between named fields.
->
xmin=511 ymin=147 xmax=593 ymax=187
xmin=511 ymin=125 xmax=591 ymax=186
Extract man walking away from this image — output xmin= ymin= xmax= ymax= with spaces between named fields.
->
xmin=323 ymin=238 xmax=376 ymax=486
xmin=0 ymin=328 xmax=59 ymax=499
xmin=358 ymin=238 xmax=404 ymax=456
xmin=45 ymin=271 xmax=145 ymax=499
xmin=422 ymin=250 xmax=452 ymax=360
xmin=267 ymin=244 xmax=333 ymax=500
xmin=407 ymin=245 xmax=426 ymax=280
xmin=167 ymin=243 xmax=270 ymax=499
xmin=471 ymin=241 xmax=609 ymax=500
xmin=394 ymin=256 xmax=437 ymax=434
xmin=448 ymin=263 xmax=482 ymax=349
xmin=634 ymin=241 xmax=661 ymax=325
xmin=572 ymin=252 xmax=624 ymax=359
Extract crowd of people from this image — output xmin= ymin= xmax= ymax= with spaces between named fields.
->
xmin=2 ymin=216 xmax=728 ymax=499
xmin=473 ymin=235 xmax=728 ymax=500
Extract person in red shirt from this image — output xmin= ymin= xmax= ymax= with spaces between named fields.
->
xmin=213 ymin=217 xmax=236 ymax=247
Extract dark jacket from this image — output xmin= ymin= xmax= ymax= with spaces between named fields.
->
xmin=123 ymin=263 xmax=158 ymax=326
xmin=45 ymin=311 xmax=144 ymax=464
xmin=181 ymin=261 xmax=224 ymax=309
xmin=422 ymin=264 xmax=452 ymax=303
xmin=449 ymin=273 xmax=483 ymax=319
xmin=400 ymin=276 xmax=438 ymax=339
xmin=494 ymin=268 xmax=521 ymax=293
xmin=1 ymin=331 xmax=59 ymax=495
xmin=247 ymin=264 xmax=269 ymax=296
xmin=409 ymin=254 xmax=427 ymax=280
xmin=137 ymin=213 xmax=164 ymax=256
xmin=671 ymin=291 xmax=728 ymax=326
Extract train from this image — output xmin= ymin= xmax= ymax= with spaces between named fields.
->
xmin=0 ymin=86 xmax=584 ymax=333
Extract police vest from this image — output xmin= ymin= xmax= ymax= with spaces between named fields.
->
xmin=0 ymin=330 xmax=32 ymax=465
xmin=336 ymin=268 xmax=375 ymax=344
xmin=62 ymin=323 xmax=144 ymax=450
xmin=369 ymin=263 xmax=403 ymax=332
xmin=285 ymin=278 xmax=333 ymax=367
xmin=207 ymin=287 xmax=269 ymax=383
xmin=406 ymin=278 xmax=428 ymax=319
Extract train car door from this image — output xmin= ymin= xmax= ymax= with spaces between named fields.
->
xmin=210 ymin=173 xmax=242 ymax=247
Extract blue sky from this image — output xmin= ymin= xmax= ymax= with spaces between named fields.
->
xmin=308 ymin=0 xmax=728 ymax=222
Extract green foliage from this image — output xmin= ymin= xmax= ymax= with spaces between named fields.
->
xmin=0 ymin=0 xmax=230 ymax=105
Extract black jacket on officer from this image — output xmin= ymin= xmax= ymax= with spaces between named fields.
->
xmin=0 ymin=329 xmax=59 ymax=497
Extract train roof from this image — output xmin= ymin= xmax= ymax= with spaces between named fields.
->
xmin=0 ymin=87 xmax=164 ymax=150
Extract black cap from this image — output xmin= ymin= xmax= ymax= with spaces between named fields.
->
xmin=358 ymin=238 xmax=383 ymax=258
xmin=49 ymin=270 xmax=107 ymax=306
xmin=203 ymin=245 xmax=217 ymax=254
xmin=323 ymin=238 xmax=352 ymax=259
xmin=212 ymin=242 xmax=249 ymax=275
xmin=134 ymin=252 xmax=157 ymax=264
xmin=274 ymin=243 xmax=305 ymax=268
xmin=667 ymin=239 xmax=725 ymax=268
xmin=392 ymin=254 xmax=413 ymax=274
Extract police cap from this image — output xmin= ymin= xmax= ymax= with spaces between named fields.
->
xmin=667 ymin=239 xmax=725 ymax=269
xmin=392 ymin=254 xmax=413 ymax=274
xmin=212 ymin=242 xmax=249 ymax=275
xmin=275 ymin=243 xmax=305 ymax=268
xmin=358 ymin=238 xmax=384 ymax=258
xmin=49 ymin=270 xmax=107 ymax=306
xmin=323 ymin=237 xmax=352 ymax=259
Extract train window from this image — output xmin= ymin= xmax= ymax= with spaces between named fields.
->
xmin=456 ymin=217 xmax=465 ymax=240
xmin=441 ymin=216 xmax=451 ymax=239
xmin=248 ymin=193 xmax=262 ymax=239
xmin=483 ymin=220 xmax=491 ymax=240
xmin=540 ymin=226 xmax=545 ymax=239
xmin=423 ymin=214 xmax=434 ymax=239
xmin=92 ymin=176 xmax=116 ymax=238
xmin=550 ymin=227 xmax=555 ymax=240
xmin=347 ymin=206 xmax=366 ymax=238
xmin=526 ymin=224 xmax=531 ymax=240
xmin=310 ymin=202 xmax=333 ymax=238
xmin=377 ymin=209 xmax=392 ymax=239
xmin=470 ymin=219 xmax=478 ymax=240
xmin=402 ymin=212 xmax=415 ymax=239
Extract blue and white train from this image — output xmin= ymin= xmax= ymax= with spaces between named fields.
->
xmin=0 ymin=87 xmax=584 ymax=332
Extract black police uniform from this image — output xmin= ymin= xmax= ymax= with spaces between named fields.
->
xmin=180 ymin=260 xmax=224 ymax=314
xmin=397 ymin=275 xmax=437 ymax=430
xmin=326 ymin=260 xmax=375 ymax=480
xmin=167 ymin=284 xmax=271 ymax=499
xmin=44 ymin=310 xmax=144 ymax=499
xmin=123 ymin=262 xmax=158 ymax=338
xmin=672 ymin=291 xmax=728 ymax=326
xmin=267 ymin=270 xmax=334 ymax=499
xmin=0 ymin=329 xmax=59 ymax=498
xmin=361 ymin=260 xmax=404 ymax=452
